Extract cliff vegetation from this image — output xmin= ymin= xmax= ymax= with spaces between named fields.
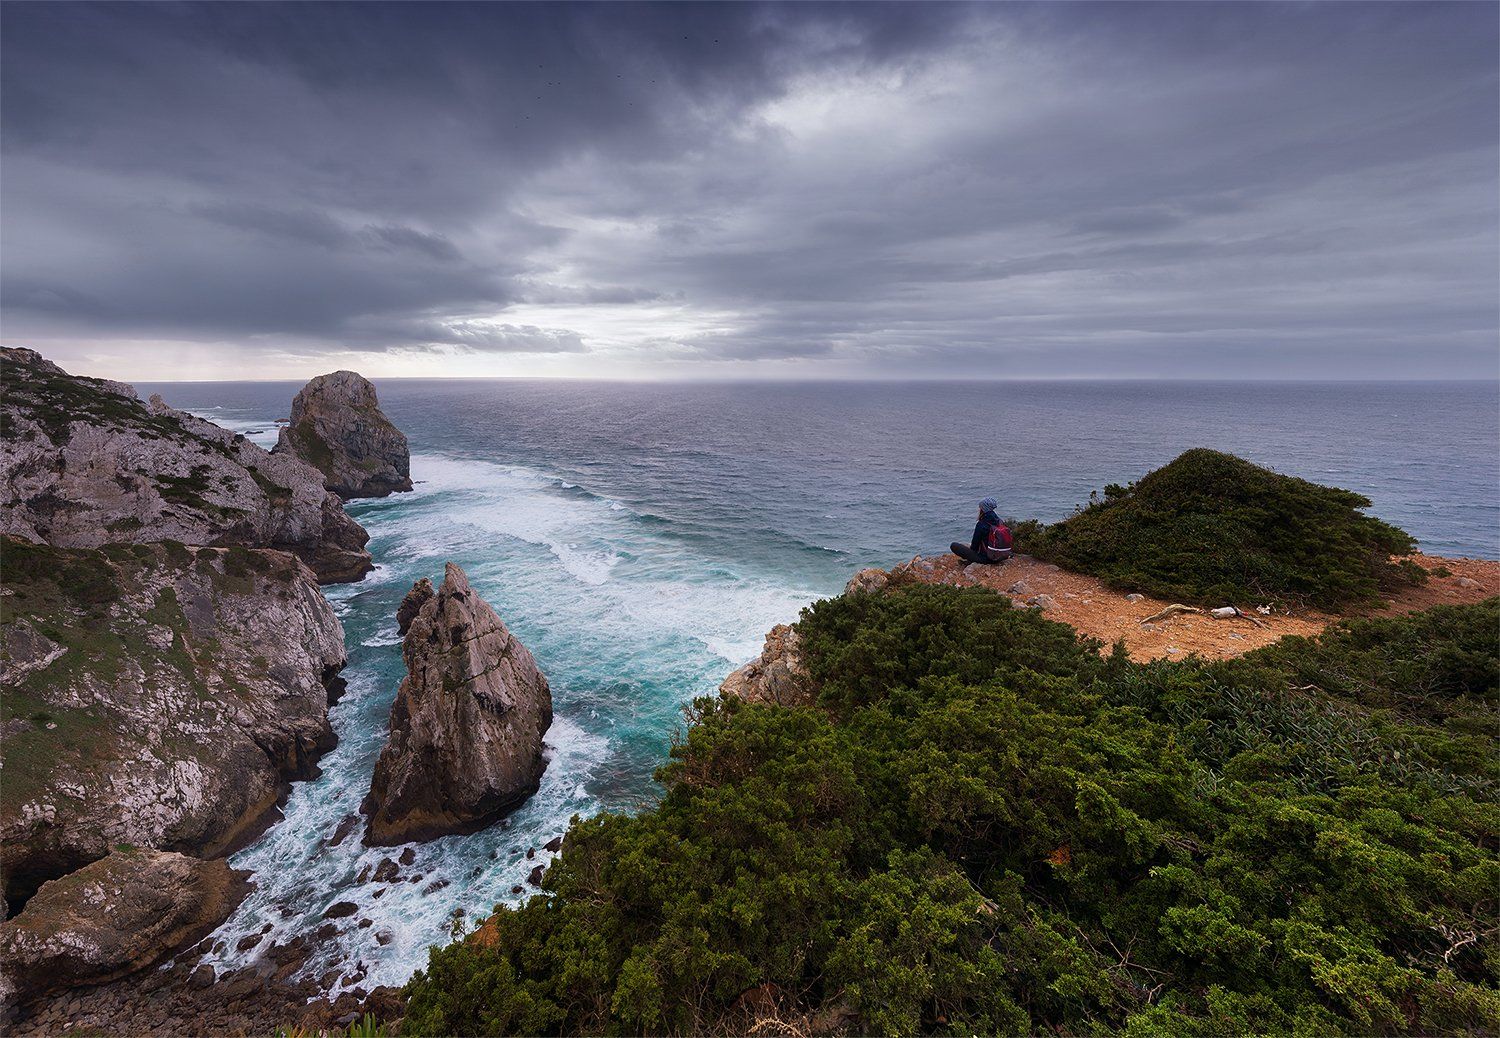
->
xmin=403 ymin=586 xmax=1497 ymax=1037
xmin=1014 ymin=449 xmax=1420 ymax=609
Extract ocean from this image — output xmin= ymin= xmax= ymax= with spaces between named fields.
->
xmin=134 ymin=378 xmax=1500 ymax=991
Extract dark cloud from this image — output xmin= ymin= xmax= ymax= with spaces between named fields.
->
xmin=1 ymin=1 xmax=1494 ymax=377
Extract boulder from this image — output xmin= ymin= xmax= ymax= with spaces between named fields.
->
xmin=396 ymin=578 xmax=434 ymax=636
xmin=842 ymin=568 xmax=890 ymax=595
xmin=0 ymin=848 xmax=250 ymax=1007
xmin=273 ymin=372 xmax=412 ymax=499
xmin=363 ymin=564 xmax=553 ymax=845
xmin=0 ymin=347 xmax=371 ymax=584
xmin=0 ymin=538 xmax=346 ymax=909
xmin=718 ymin=624 xmax=813 ymax=707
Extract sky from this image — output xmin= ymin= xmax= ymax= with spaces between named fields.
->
xmin=2 ymin=2 xmax=1496 ymax=382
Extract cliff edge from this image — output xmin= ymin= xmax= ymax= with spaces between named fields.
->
xmin=0 ymin=537 xmax=346 ymax=912
xmin=0 ymin=347 xmax=372 ymax=584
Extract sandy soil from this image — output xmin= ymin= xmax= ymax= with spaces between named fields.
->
xmin=876 ymin=552 xmax=1499 ymax=662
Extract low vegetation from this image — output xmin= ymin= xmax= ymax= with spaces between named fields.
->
xmin=403 ymin=585 xmax=1498 ymax=1037
xmin=1013 ymin=448 xmax=1420 ymax=609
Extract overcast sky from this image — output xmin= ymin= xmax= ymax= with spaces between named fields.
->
xmin=2 ymin=2 xmax=1496 ymax=381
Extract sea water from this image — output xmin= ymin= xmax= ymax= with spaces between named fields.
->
xmin=134 ymin=378 xmax=1499 ymax=991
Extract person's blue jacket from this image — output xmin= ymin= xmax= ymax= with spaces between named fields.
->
xmin=971 ymin=509 xmax=1002 ymax=554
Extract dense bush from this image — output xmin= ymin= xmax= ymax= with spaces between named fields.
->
xmin=1016 ymin=448 xmax=1419 ymax=608
xmin=404 ymin=586 xmax=1499 ymax=1037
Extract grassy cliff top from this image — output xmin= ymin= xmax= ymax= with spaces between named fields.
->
xmin=1017 ymin=448 xmax=1419 ymax=609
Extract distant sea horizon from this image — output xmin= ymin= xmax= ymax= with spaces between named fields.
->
xmin=135 ymin=375 xmax=1499 ymax=994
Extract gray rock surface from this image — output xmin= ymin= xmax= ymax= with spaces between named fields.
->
xmin=0 ymin=538 xmax=346 ymax=908
xmin=274 ymin=371 xmax=412 ymax=499
xmin=0 ymin=347 xmax=371 ymax=584
xmin=363 ymin=564 xmax=552 ymax=845
xmin=0 ymin=848 xmax=250 ymax=1007
xmin=718 ymin=624 xmax=813 ymax=707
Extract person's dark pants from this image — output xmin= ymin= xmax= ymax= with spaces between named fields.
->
xmin=951 ymin=542 xmax=1002 ymax=564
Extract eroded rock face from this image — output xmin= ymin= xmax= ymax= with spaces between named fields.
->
xmin=0 ymin=848 xmax=250 ymax=1008
xmin=0 ymin=538 xmax=346 ymax=909
xmin=718 ymin=624 xmax=813 ymax=707
xmin=364 ymin=564 xmax=552 ymax=845
xmin=274 ymin=371 xmax=412 ymax=499
xmin=0 ymin=347 xmax=372 ymax=584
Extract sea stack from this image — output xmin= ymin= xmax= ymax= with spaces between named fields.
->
xmin=363 ymin=564 xmax=552 ymax=845
xmin=274 ymin=371 xmax=412 ymax=499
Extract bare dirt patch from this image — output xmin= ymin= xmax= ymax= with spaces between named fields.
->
xmin=875 ymin=552 xmax=1498 ymax=662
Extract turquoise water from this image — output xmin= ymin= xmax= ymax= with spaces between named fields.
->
xmin=137 ymin=379 xmax=1497 ymax=991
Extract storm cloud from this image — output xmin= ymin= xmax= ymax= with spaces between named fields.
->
xmin=2 ymin=2 xmax=1495 ymax=379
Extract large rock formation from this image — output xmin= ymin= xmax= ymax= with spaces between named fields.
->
xmin=363 ymin=564 xmax=552 ymax=845
xmin=274 ymin=371 xmax=412 ymax=499
xmin=718 ymin=624 xmax=813 ymax=707
xmin=0 ymin=347 xmax=372 ymax=584
xmin=0 ymin=537 xmax=346 ymax=909
xmin=0 ymin=848 xmax=250 ymax=1008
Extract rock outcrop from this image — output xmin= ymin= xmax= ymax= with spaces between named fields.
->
xmin=718 ymin=624 xmax=813 ymax=707
xmin=0 ymin=537 xmax=346 ymax=909
xmin=274 ymin=371 xmax=412 ymax=499
xmin=0 ymin=848 xmax=250 ymax=1008
xmin=0 ymin=347 xmax=372 ymax=584
xmin=363 ymin=564 xmax=552 ymax=845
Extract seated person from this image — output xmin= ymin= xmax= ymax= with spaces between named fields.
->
xmin=951 ymin=497 xmax=1012 ymax=564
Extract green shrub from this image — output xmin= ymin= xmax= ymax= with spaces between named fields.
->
xmin=404 ymin=588 xmax=1499 ymax=1037
xmin=1017 ymin=448 xmax=1419 ymax=609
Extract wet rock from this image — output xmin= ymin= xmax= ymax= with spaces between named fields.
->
xmin=0 ymin=849 xmax=249 ymax=1006
xmin=510 ymin=885 xmax=523 ymax=895
xmin=235 ymin=933 xmax=265 ymax=953
xmin=322 ymin=902 xmax=358 ymax=920
xmin=526 ymin=847 xmax=536 ymax=860
xmin=273 ymin=371 xmax=412 ymax=499
xmin=543 ymin=835 xmax=563 ymax=853
xmin=371 ymin=858 xmax=399 ymax=884
xmin=357 ymin=919 xmax=372 ymax=929
xmin=398 ymin=848 xmax=416 ymax=866
xmin=376 ymin=932 xmax=394 ymax=946
xmin=422 ymin=879 xmax=449 ymax=895
xmin=325 ymin=815 xmax=360 ymax=849
xmin=363 ymin=565 xmax=553 ymax=845
xmin=527 ymin=865 xmax=544 ymax=887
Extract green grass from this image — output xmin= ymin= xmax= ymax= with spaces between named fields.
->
xmin=1015 ymin=448 xmax=1420 ymax=609
xmin=403 ymin=586 xmax=1499 ymax=1037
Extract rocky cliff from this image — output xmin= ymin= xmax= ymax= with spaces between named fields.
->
xmin=0 ymin=848 xmax=250 ymax=1008
xmin=0 ymin=348 xmax=372 ymax=584
xmin=274 ymin=371 xmax=412 ymax=499
xmin=718 ymin=624 xmax=813 ymax=707
xmin=363 ymin=564 xmax=552 ymax=845
xmin=0 ymin=537 xmax=346 ymax=910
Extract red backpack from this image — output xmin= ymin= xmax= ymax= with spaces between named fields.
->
xmin=984 ymin=522 xmax=1013 ymax=560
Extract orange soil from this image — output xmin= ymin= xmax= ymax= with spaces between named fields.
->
xmin=883 ymin=553 xmax=1499 ymax=662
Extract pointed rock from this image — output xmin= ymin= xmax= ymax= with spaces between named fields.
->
xmin=363 ymin=564 xmax=552 ymax=845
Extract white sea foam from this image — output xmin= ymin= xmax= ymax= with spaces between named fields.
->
xmin=200 ymin=445 xmax=821 ymax=987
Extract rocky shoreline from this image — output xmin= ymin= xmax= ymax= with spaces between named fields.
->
xmin=0 ymin=350 xmax=413 ymax=1031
